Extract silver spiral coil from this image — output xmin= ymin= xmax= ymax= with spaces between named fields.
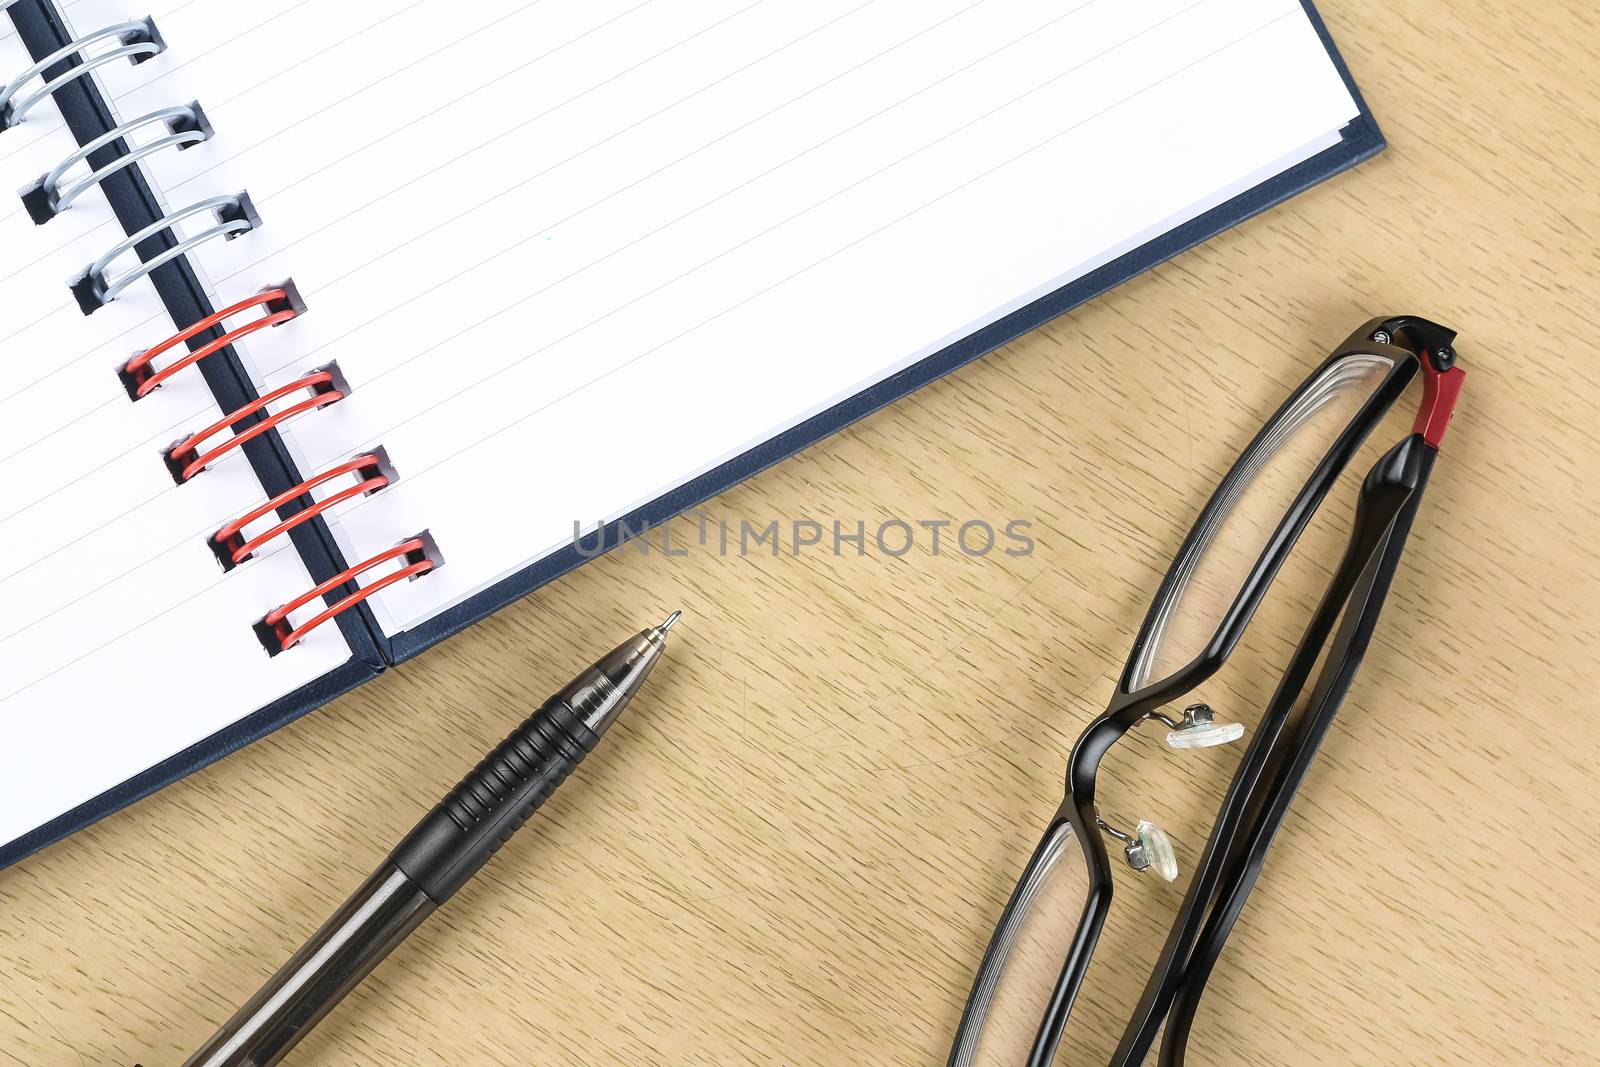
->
xmin=20 ymin=102 xmax=211 ymax=223
xmin=0 ymin=17 xmax=165 ymax=130
xmin=70 ymin=192 xmax=259 ymax=314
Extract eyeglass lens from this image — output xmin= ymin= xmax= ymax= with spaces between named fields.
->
xmin=1126 ymin=353 xmax=1394 ymax=691
xmin=950 ymin=821 xmax=1091 ymax=1067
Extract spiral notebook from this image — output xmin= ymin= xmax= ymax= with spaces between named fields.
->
xmin=0 ymin=0 xmax=1380 ymax=867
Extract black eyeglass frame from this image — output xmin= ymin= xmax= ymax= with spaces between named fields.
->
xmin=1150 ymin=432 xmax=1437 ymax=1067
xmin=948 ymin=315 xmax=1463 ymax=1067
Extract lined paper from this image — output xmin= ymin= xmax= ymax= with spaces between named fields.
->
xmin=96 ymin=0 xmax=1359 ymax=635
xmin=0 ymin=17 xmax=353 ymax=851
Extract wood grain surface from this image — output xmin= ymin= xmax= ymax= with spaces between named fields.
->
xmin=4 ymin=2 xmax=1598 ymax=1063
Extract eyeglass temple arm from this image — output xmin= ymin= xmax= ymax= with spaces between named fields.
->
xmin=1154 ymin=441 xmax=1435 ymax=1067
xmin=1107 ymin=432 xmax=1435 ymax=1067
xmin=1147 ymin=348 xmax=1462 ymax=1065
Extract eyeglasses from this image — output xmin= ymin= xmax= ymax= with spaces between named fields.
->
xmin=947 ymin=316 xmax=1465 ymax=1067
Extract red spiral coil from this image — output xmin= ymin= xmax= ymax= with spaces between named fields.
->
xmin=122 ymin=285 xmax=302 ymax=398
xmin=213 ymin=454 xmax=388 ymax=567
xmin=259 ymin=538 xmax=434 ymax=652
xmin=166 ymin=370 xmax=343 ymax=482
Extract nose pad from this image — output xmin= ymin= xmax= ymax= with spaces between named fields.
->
xmin=1125 ymin=820 xmax=1179 ymax=883
xmin=1164 ymin=703 xmax=1245 ymax=750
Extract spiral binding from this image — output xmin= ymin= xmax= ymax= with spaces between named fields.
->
xmin=1 ymin=6 xmax=439 ymax=651
xmin=211 ymin=453 xmax=390 ymax=570
xmin=256 ymin=538 xmax=435 ymax=653
xmin=164 ymin=369 xmax=344 ymax=483
xmin=120 ymin=282 xmax=304 ymax=399
xmin=0 ymin=17 xmax=164 ymax=130
xmin=20 ymin=102 xmax=211 ymax=223
xmin=71 ymin=192 xmax=258 ymax=313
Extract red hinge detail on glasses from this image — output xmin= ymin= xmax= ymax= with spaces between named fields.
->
xmin=1412 ymin=352 xmax=1465 ymax=447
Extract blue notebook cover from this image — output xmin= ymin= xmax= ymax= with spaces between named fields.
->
xmin=1 ymin=0 xmax=1382 ymax=869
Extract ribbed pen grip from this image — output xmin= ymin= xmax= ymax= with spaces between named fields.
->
xmin=389 ymin=698 xmax=600 ymax=903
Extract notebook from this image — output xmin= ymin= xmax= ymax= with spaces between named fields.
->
xmin=0 ymin=0 xmax=1381 ymax=867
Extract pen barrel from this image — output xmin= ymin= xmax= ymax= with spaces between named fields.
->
xmin=181 ymin=865 xmax=434 ymax=1067
xmin=389 ymin=696 xmax=598 ymax=902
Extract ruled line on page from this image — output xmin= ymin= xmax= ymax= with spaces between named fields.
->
xmin=328 ymin=7 xmax=1304 ymax=519
xmin=212 ymin=0 xmax=1042 ymax=375
xmin=244 ymin=0 xmax=1218 ymax=423
xmin=160 ymin=0 xmax=640 ymax=201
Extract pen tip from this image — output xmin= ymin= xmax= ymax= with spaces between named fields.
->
xmin=659 ymin=609 xmax=682 ymax=634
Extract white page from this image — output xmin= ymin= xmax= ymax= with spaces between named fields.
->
xmin=97 ymin=0 xmax=1360 ymax=635
xmin=0 ymin=19 xmax=354 ymax=851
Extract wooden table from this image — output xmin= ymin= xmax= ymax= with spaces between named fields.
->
xmin=4 ymin=2 xmax=1597 ymax=1063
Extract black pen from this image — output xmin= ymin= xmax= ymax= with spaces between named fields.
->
xmin=181 ymin=612 xmax=681 ymax=1067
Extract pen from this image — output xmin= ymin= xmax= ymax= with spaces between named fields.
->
xmin=180 ymin=611 xmax=681 ymax=1067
